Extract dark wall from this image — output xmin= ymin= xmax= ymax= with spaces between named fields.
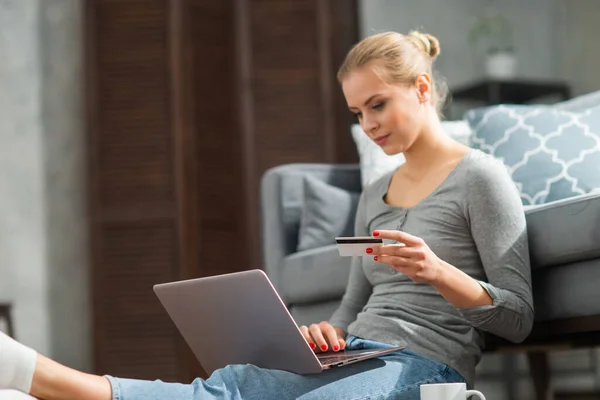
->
xmin=86 ymin=0 xmax=358 ymax=382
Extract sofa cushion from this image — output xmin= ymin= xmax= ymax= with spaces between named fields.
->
xmin=297 ymin=176 xmax=360 ymax=252
xmin=466 ymin=104 xmax=600 ymax=205
xmin=526 ymin=193 xmax=600 ymax=270
xmin=533 ymin=258 xmax=600 ymax=321
xmin=555 ymin=89 xmax=600 ymax=112
xmin=280 ymin=245 xmax=351 ymax=305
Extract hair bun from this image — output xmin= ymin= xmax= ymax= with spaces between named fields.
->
xmin=408 ymin=31 xmax=440 ymax=58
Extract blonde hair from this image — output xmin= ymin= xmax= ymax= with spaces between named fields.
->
xmin=337 ymin=31 xmax=448 ymax=115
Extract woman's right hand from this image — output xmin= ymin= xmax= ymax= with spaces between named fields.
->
xmin=298 ymin=321 xmax=346 ymax=353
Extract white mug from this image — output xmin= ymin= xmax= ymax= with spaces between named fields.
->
xmin=420 ymin=382 xmax=486 ymax=400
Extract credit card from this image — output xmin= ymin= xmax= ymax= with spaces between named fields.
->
xmin=335 ymin=236 xmax=383 ymax=257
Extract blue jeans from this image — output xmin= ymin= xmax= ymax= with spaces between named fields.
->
xmin=106 ymin=336 xmax=465 ymax=400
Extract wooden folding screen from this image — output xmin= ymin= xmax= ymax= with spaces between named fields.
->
xmin=86 ymin=0 xmax=358 ymax=382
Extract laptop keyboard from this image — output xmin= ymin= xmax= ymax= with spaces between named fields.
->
xmin=318 ymin=354 xmax=355 ymax=365
xmin=317 ymin=349 xmax=381 ymax=366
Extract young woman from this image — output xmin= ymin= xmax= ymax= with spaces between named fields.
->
xmin=0 ymin=31 xmax=533 ymax=400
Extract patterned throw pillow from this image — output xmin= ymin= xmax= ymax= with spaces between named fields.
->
xmin=466 ymin=105 xmax=600 ymax=205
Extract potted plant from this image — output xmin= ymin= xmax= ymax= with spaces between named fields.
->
xmin=468 ymin=12 xmax=516 ymax=79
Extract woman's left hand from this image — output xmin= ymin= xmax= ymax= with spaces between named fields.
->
xmin=369 ymin=230 xmax=444 ymax=284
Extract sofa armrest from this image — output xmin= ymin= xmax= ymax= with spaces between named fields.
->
xmin=260 ymin=163 xmax=361 ymax=290
xmin=526 ymin=192 xmax=600 ymax=269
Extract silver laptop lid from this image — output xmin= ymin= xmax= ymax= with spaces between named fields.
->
xmin=154 ymin=269 xmax=323 ymax=375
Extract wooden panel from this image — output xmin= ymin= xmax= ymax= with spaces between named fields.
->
xmin=87 ymin=0 xmax=360 ymax=382
xmin=240 ymin=0 xmax=323 ymax=270
xmin=95 ymin=0 xmax=175 ymax=218
xmin=169 ymin=0 xmax=205 ymax=381
xmin=330 ymin=0 xmax=360 ymax=164
xmin=251 ymin=0 xmax=325 ymax=172
xmin=88 ymin=0 xmax=182 ymax=380
xmin=187 ymin=0 xmax=247 ymax=277
xmin=242 ymin=0 xmax=360 ymax=270
xmin=98 ymin=224 xmax=179 ymax=379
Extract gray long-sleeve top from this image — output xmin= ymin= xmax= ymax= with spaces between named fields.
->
xmin=329 ymin=149 xmax=534 ymax=386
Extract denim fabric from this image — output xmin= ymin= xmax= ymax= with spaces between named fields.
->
xmin=106 ymin=336 xmax=465 ymax=400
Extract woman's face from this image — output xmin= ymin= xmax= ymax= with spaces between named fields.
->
xmin=342 ymin=65 xmax=429 ymax=155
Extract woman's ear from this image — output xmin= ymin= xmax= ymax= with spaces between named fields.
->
xmin=415 ymin=73 xmax=432 ymax=103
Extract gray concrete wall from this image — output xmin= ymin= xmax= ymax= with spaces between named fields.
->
xmin=359 ymin=0 xmax=562 ymax=119
xmin=0 ymin=0 xmax=91 ymax=372
xmin=358 ymin=0 xmax=559 ymax=86
xmin=0 ymin=0 xmax=50 ymax=356
xmin=557 ymin=0 xmax=600 ymax=96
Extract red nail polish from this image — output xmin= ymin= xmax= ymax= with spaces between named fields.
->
xmin=374 ymin=256 xmax=378 ymax=261
xmin=373 ymin=231 xmax=380 ymax=237
xmin=366 ymin=248 xmax=373 ymax=254
xmin=321 ymin=344 xmax=328 ymax=351
xmin=309 ymin=343 xmax=316 ymax=349
xmin=333 ymin=345 xmax=339 ymax=351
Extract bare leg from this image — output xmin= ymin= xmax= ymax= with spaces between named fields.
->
xmin=29 ymin=354 xmax=112 ymax=400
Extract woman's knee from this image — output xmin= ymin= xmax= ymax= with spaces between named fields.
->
xmin=198 ymin=364 xmax=281 ymax=400
xmin=205 ymin=364 xmax=263 ymax=388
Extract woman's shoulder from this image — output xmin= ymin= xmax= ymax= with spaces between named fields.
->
xmin=462 ymin=149 xmax=513 ymax=187
xmin=460 ymin=149 xmax=522 ymax=206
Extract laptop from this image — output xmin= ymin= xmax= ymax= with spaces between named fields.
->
xmin=153 ymin=269 xmax=404 ymax=375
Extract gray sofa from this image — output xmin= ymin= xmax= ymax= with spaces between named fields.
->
xmin=260 ymin=162 xmax=600 ymax=399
